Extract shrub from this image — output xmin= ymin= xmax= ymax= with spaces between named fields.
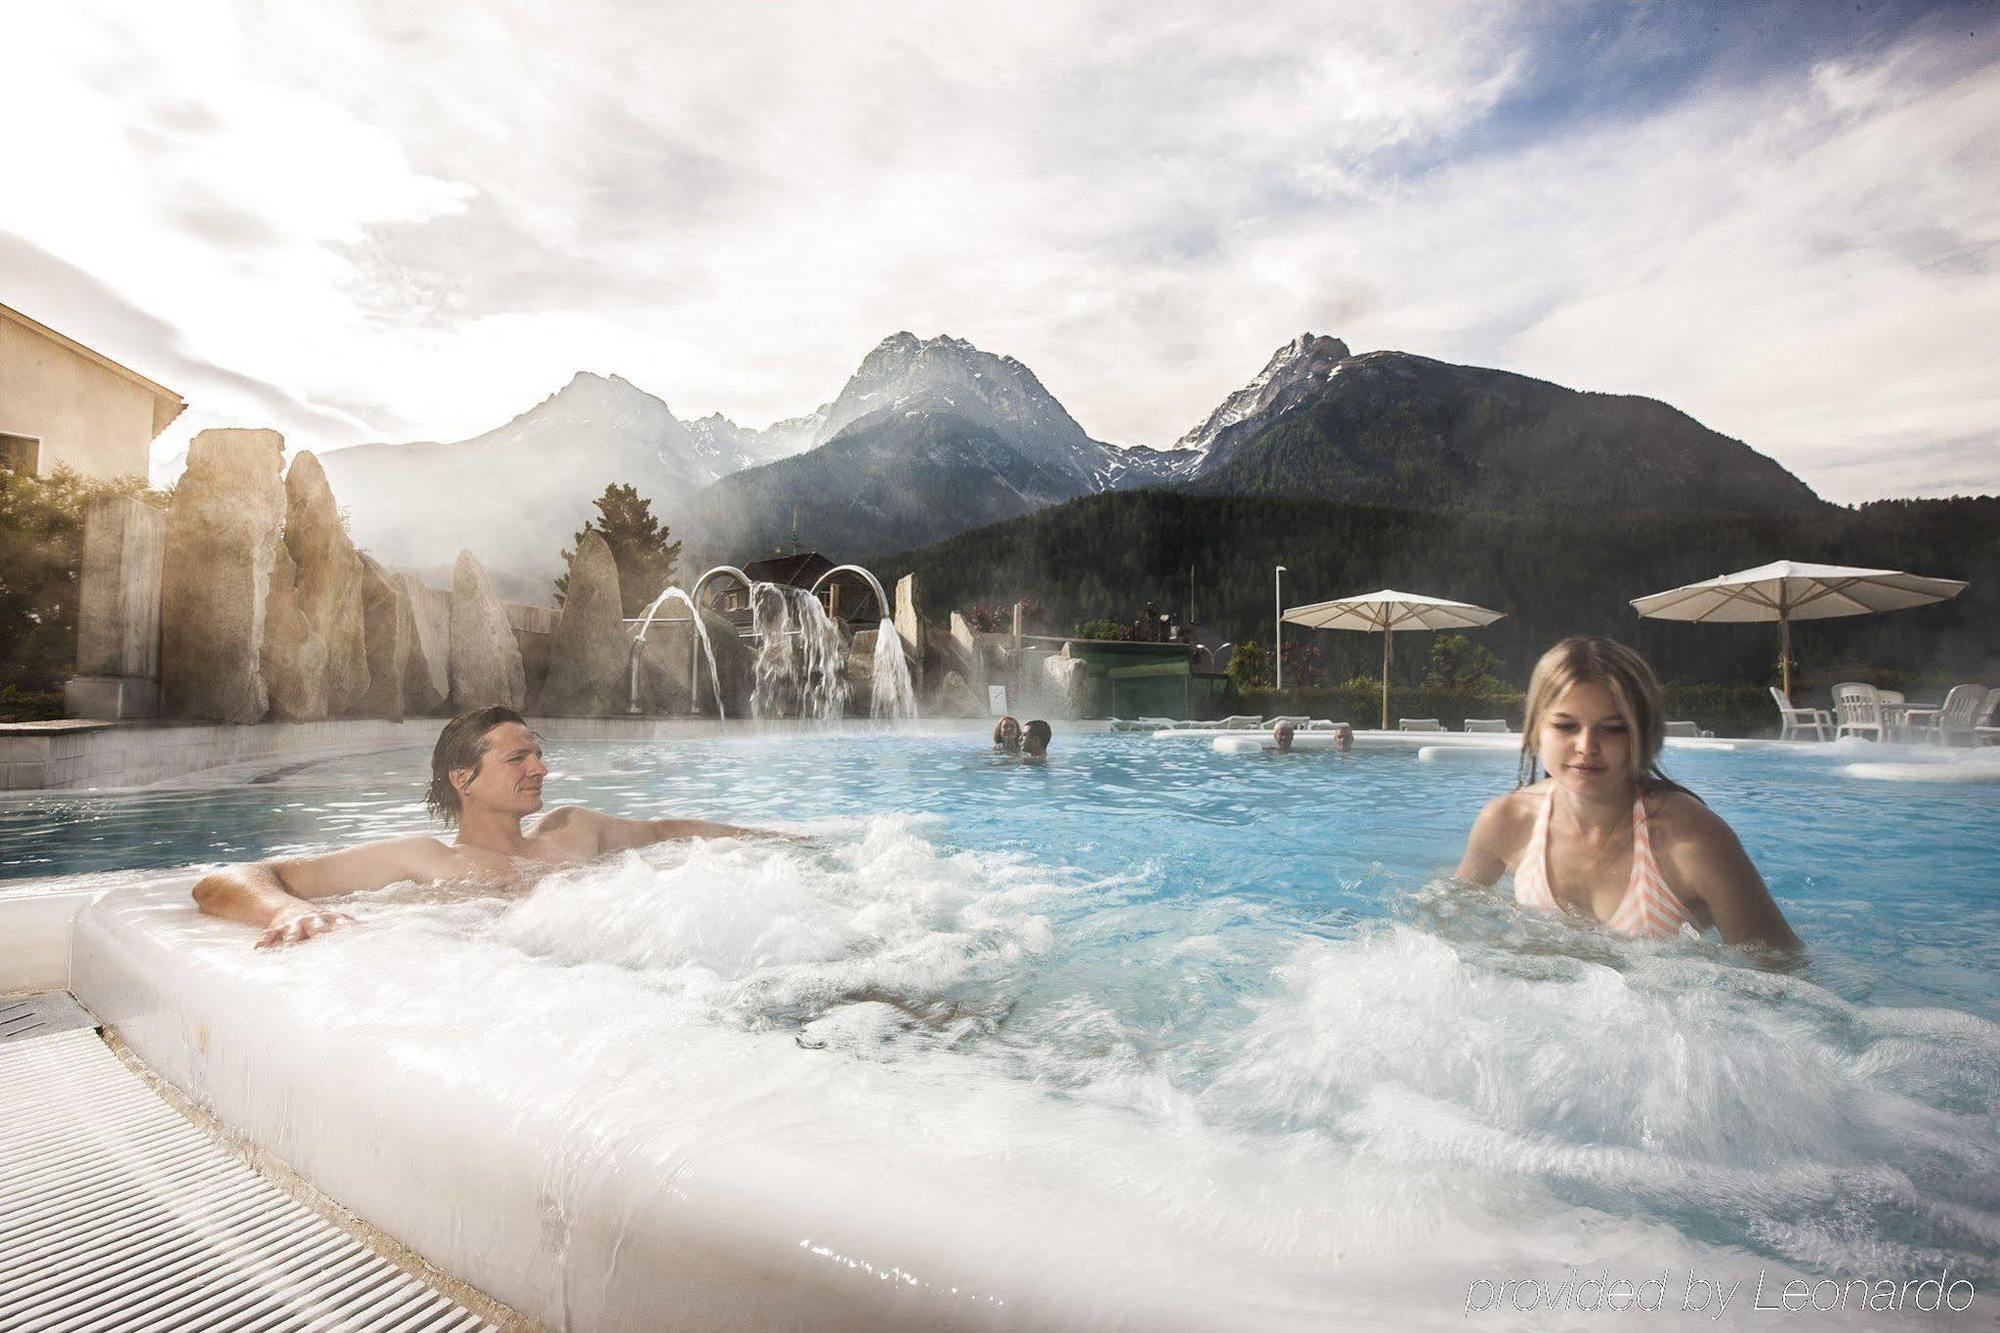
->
xmin=1228 ymin=640 xmax=1270 ymax=693
xmin=0 ymin=466 xmax=162 ymax=712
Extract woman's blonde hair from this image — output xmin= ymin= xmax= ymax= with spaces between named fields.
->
xmin=1517 ymin=637 xmax=1677 ymax=790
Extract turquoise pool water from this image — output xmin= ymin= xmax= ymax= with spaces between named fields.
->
xmin=9 ymin=731 xmax=2000 ymax=1310
xmin=8 ymin=734 xmax=1997 ymax=1017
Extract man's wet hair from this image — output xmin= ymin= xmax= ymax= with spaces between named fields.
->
xmin=1024 ymin=719 xmax=1052 ymax=753
xmin=426 ymin=706 xmax=529 ymax=826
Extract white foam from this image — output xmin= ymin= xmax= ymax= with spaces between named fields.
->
xmin=1846 ymin=748 xmax=2000 ymax=783
xmin=70 ymin=820 xmax=2000 ymax=1329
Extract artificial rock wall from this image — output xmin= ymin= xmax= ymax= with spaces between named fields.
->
xmin=126 ymin=429 xmax=538 ymax=724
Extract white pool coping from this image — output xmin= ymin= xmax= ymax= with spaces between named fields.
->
xmin=67 ymin=879 xmax=1389 ymax=1332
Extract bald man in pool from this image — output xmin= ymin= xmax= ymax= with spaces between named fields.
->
xmin=191 ymin=705 xmax=782 ymax=948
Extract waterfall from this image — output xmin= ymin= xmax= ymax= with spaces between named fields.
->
xmin=630 ymin=587 xmax=726 ymax=719
xmin=750 ymin=583 xmax=851 ymax=721
xmin=870 ymin=619 xmax=917 ymax=721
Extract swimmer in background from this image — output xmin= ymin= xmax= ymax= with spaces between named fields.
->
xmin=1020 ymin=719 xmax=1052 ymax=764
xmin=1272 ymin=721 xmax=1353 ymax=753
xmin=993 ymin=715 xmax=1022 ymax=754
xmin=1454 ymin=637 xmax=1799 ymax=955
xmin=192 ymin=706 xmax=787 ymax=948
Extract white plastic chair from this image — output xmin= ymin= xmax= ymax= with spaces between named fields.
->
xmin=1769 ymin=687 xmax=1831 ymax=741
xmin=1907 ymin=685 xmax=1994 ymax=746
xmin=1305 ymin=719 xmax=1352 ymax=731
xmin=1831 ymin=682 xmax=1887 ymax=741
xmin=1398 ymin=718 xmax=1443 ymax=732
xmin=1463 ymin=718 xmax=1509 ymax=733
xmin=1261 ymin=715 xmax=1312 ymax=730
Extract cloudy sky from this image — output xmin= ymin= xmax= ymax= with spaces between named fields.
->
xmin=4 ymin=0 xmax=1996 ymax=501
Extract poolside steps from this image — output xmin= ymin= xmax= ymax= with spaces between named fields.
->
xmin=0 ymin=991 xmax=504 ymax=1332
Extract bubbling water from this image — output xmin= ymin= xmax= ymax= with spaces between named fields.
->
xmin=307 ymin=819 xmax=2000 ymax=1303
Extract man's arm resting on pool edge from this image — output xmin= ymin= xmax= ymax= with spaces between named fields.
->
xmin=538 ymin=807 xmax=792 ymax=854
xmin=191 ymin=837 xmax=453 ymax=945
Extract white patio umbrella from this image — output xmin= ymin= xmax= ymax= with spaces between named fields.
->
xmin=1630 ymin=560 xmax=1968 ymax=697
xmin=1282 ymin=588 xmax=1506 ymax=729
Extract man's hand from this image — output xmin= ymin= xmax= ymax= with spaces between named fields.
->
xmin=256 ymin=904 xmax=358 ymax=949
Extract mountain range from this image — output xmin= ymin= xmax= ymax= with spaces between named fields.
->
xmin=316 ymin=329 xmax=1824 ymax=596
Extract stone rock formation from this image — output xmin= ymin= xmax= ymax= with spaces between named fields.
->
xmin=936 ymin=669 xmax=983 ymax=718
xmin=537 ymin=532 xmax=628 ymax=715
xmin=160 ymin=429 xmax=287 ymax=722
xmin=448 ymin=551 xmax=526 ymax=710
xmin=261 ymin=544 xmax=329 ymax=719
xmin=357 ymin=556 xmax=411 ymax=721
xmin=894 ymin=573 xmax=924 ymax=683
xmin=284 ymin=452 xmax=370 ymax=714
xmin=401 ymin=575 xmax=450 ymax=714
xmin=1042 ymin=650 xmax=1089 ymax=720
xmin=638 ymin=608 xmax=753 ymax=716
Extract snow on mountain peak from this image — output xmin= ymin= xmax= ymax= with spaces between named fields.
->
xmin=1169 ymin=333 xmax=1354 ymax=472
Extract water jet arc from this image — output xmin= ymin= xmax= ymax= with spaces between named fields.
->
xmin=808 ymin=565 xmax=890 ymax=622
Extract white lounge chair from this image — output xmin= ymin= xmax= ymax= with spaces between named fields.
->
xmin=1662 ymin=720 xmax=1714 ymax=739
xmin=1398 ymin=718 xmax=1443 ymax=732
xmin=1768 ymin=686 xmax=1832 ymax=741
xmin=1305 ymin=719 xmax=1352 ymax=731
xmin=1261 ymin=715 xmax=1312 ymax=730
xmin=1108 ymin=716 xmax=1178 ymax=732
xmin=1463 ymin=719 xmax=1509 ymax=733
xmin=1906 ymin=685 xmax=1995 ymax=746
xmin=1832 ymin=682 xmax=1888 ymax=741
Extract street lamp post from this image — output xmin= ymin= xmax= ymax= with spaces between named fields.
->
xmin=1274 ymin=565 xmax=1287 ymax=692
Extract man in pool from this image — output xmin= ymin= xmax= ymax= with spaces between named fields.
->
xmin=191 ymin=705 xmax=782 ymax=948
xmin=1020 ymin=719 xmax=1051 ymax=763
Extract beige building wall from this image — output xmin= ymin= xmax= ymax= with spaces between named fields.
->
xmin=0 ymin=304 xmax=184 ymax=483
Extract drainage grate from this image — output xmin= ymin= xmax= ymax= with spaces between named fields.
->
xmin=0 ymin=999 xmax=497 ymax=1332
xmin=0 ymin=991 xmax=96 ymax=1046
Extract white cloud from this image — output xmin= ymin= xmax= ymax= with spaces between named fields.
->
xmin=0 ymin=1 xmax=1993 ymax=501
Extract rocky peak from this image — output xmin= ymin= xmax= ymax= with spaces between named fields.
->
xmin=814 ymin=331 xmax=1093 ymax=461
xmin=1170 ymin=332 xmax=1355 ymax=475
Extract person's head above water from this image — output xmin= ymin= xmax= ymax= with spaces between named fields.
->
xmin=1022 ymin=719 xmax=1051 ymax=758
xmin=425 ymin=706 xmax=547 ymax=827
xmin=1273 ymin=721 xmax=1295 ymax=753
xmin=1517 ymin=636 xmax=1667 ymax=790
xmin=993 ymin=715 xmax=1022 ymax=752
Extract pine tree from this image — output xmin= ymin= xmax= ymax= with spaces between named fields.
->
xmin=554 ymin=483 xmax=682 ymax=616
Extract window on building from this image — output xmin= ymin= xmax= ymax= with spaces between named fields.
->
xmin=0 ymin=433 xmax=39 ymax=474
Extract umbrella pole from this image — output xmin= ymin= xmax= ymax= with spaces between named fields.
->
xmin=1780 ymin=610 xmax=1791 ymax=699
xmin=1380 ymin=628 xmax=1392 ymax=731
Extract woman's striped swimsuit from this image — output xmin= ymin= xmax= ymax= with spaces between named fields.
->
xmin=1513 ymin=787 xmax=1696 ymax=938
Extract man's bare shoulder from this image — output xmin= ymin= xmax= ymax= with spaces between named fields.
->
xmin=533 ymin=805 xmax=595 ymax=831
xmin=528 ymin=806 xmax=612 ymax=854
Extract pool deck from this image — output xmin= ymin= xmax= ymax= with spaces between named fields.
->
xmin=0 ymin=989 xmax=518 ymax=1331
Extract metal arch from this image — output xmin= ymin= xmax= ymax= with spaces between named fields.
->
xmin=690 ymin=564 xmax=754 ymax=614
xmin=808 ymin=564 xmax=891 ymax=622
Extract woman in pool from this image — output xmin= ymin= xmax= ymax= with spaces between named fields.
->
xmin=1455 ymin=637 xmax=1799 ymax=954
xmin=993 ymin=716 xmax=1022 ymax=754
